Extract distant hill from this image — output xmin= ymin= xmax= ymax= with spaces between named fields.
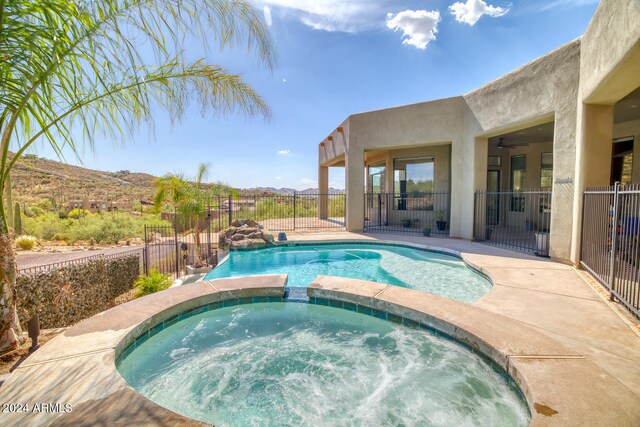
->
xmin=8 ymin=154 xmax=343 ymax=208
xmin=10 ymin=154 xmax=159 ymax=206
xmin=244 ymin=187 xmax=344 ymax=195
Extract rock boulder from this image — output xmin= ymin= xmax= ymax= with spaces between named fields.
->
xmin=219 ymin=219 xmax=275 ymax=250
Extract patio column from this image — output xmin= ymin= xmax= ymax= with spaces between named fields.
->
xmin=345 ymin=146 xmax=365 ymax=231
xmin=450 ymin=135 xmax=487 ymax=240
xmin=570 ymin=103 xmax=614 ymax=262
xmin=318 ymin=166 xmax=329 ymax=219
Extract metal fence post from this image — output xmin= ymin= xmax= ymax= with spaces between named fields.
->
xmin=143 ymin=225 xmax=148 ymax=275
xmin=228 ymin=195 xmax=232 ymax=226
xmin=174 ymin=224 xmax=180 ymax=277
xmin=608 ymin=182 xmax=620 ymax=301
xmin=293 ymin=191 xmax=297 ymax=230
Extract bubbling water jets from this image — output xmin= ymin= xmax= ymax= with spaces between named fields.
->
xmin=119 ymin=304 xmax=530 ymax=427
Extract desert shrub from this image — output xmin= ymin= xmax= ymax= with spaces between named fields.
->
xmin=22 ymin=213 xmax=68 ymax=240
xmin=133 ymin=269 xmax=172 ymax=298
xmin=27 ymin=206 xmax=43 ymax=217
xmin=68 ymin=208 xmax=91 ymax=219
xmin=37 ymin=199 xmax=53 ymax=211
xmin=21 ymin=211 xmax=171 ymax=244
xmin=52 ymin=233 xmax=66 ymax=241
xmin=16 ymin=235 xmax=37 ymax=250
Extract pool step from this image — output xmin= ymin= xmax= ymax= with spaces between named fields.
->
xmin=283 ymin=287 xmax=309 ymax=302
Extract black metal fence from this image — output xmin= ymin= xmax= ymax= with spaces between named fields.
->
xmin=474 ymin=190 xmax=552 ymax=256
xmin=17 ymin=248 xmax=144 ymax=275
xmin=145 ymin=193 xmax=345 ymax=277
xmin=224 ymin=193 xmax=346 ymax=231
xmin=581 ymin=183 xmax=640 ymax=318
xmin=144 ymin=223 xmax=216 ymax=278
xmin=364 ymin=192 xmax=451 ymax=236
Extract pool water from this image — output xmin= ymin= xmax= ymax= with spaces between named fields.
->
xmin=205 ymin=244 xmax=491 ymax=302
xmin=117 ymin=303 xmax=530 ymax=426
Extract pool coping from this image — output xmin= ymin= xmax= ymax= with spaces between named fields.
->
xmin=1 ymin=275 xmax=639 ymax=425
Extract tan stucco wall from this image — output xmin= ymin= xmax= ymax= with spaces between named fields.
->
xmin=343 ymin=98 xmax=463 ymax=231
xmin=322 ymin=0 xmax=639 ymax=264
xmin=579 ymin=0 xmax=640 ymax=104
xmin=570 ymin=0 xmax=640 ymax=263
xmin=464 ymin=41 xmax=580 ymax=260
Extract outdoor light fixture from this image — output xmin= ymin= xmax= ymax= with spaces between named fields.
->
xmin=27 ymin=315 xmax=40 ymax=352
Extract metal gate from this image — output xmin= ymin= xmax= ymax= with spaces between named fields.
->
xmin=144 ymin=218 xmax=215 ymax=277
xmin=581 ymin=183 xmax=640 ymax=318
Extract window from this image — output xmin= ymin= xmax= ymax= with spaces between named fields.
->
xmin=611 ymin=136 xmax=634 ymax=185
xmin=394 ymin=157 xmax=434 ymax=210
xmin=367 ymin=162 xmax=385 ymax=194
xmin=394 ymin=157 xmax=434 ymax=194
xmin=540 ymin=153 xmax=553 ymax=189
xmin=510 ymin=155 xmax=526 ymax=212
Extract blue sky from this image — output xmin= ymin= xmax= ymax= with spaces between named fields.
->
xmin=33 ymin=0 xmax=599 ymax=190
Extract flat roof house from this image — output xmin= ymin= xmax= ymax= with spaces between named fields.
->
xmin=318 ymin=0 xmax=640 ymax=266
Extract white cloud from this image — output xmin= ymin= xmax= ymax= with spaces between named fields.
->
xmin=263 ymin=6 xmax=273 ymax=26
xmin=386 ymin=10 xmax=441 ymax=50
xmin=275 ymin=176 xmax=282 ymax=180
xmin=255 ymin=0 xmax=389 ymax=32
xmin=449 ymin=0 xmax=509 ymax=26
xmin=300 ymin=178 xmax=317 ymax=186
xmin=277 ymin=149 xmax=291 ymax=155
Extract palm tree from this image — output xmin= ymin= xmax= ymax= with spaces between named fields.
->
xmin=154 ymin=162 xmax=218 ymax=267
xmin=0 ymin=0 xmax=275 ymax=353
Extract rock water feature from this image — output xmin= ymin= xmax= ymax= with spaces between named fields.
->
xmin=218 ymin=219 xmax=275 ymax=250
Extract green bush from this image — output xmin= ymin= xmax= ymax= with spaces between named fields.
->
xmin=133 ymin=269 xmax=172 ymax=298
xmin=22 ymin=211 xmax=171 ymax=244
xmin=68 ymin=208 xmax=90 ymax=219
xmin=16 ymin=235 xmax=37 ymax=250
xmin=27 ymin=205 xmax=43 ymax=217
xmin=37 ymin=199 xmax=54 ymax=211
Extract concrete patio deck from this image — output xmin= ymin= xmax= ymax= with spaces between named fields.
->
xmin=283 ymin=231 xmax=640 ymax=400
xmin=0 ymin=231 xmax=639 ymax=425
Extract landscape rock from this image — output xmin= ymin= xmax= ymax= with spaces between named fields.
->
xmin=263 ymin=233 xmax=274 ymax=243
xmin=247 ymin=231 xmax=263 ymax=239
xmin=218 ymin=219 xmax=275 ymax=250
xmin=236 ymin=227 xmax=259 ymax=236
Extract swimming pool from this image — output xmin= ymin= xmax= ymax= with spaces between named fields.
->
xmin=117 ymin=302 xmax=530 ymax=426
xmin=204 ymin=243 xmax=491 ymax=302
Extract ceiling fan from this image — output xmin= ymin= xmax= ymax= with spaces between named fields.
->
xmin=496 ymin=137 xmax=529 ymax=149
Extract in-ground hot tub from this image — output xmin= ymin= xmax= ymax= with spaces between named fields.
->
xmin=205 ymin=243 xmax=492 ymax=302
xmin=117 ymin=299 xmax=530 ymax=426
xmin=1 ymin=274 xmax=634 ymax=426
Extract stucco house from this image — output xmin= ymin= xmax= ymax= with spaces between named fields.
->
xmin=318 ymin=0 xmax=640 ymax=265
